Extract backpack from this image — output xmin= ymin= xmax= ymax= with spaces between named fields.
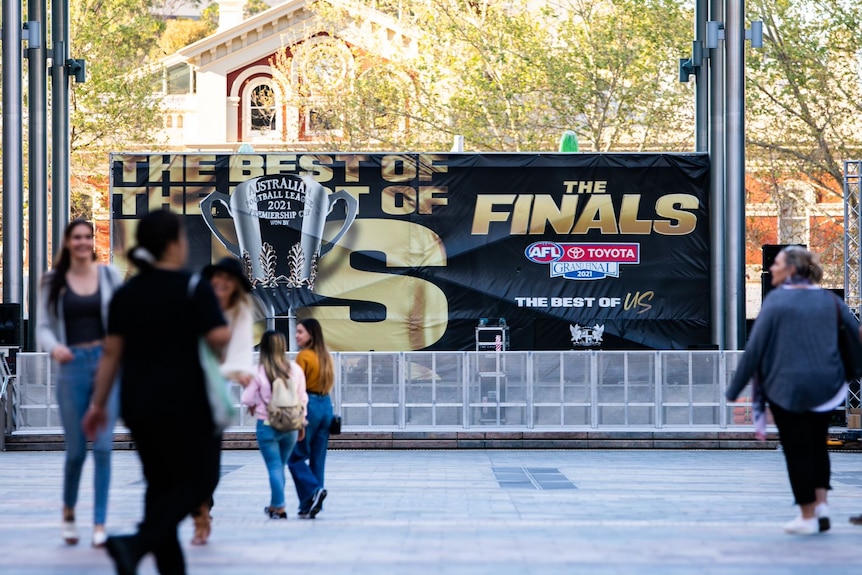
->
xmin=266 ymin=374 xmax=305 ymax=432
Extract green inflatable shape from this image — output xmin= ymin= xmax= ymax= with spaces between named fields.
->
xmin=558 ymin=130 xmax=579 ymax=152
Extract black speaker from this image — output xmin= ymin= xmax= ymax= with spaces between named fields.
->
xmin=761 ymin=244 xmax=807 ymax=301
xmin=762 ymin=243 xmax=807 ymax=271
xmin=0 ymin=304 xmax=21 ymax=347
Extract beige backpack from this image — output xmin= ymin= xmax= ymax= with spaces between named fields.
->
xmin=267 ymin=374 xmax=305 ymax=432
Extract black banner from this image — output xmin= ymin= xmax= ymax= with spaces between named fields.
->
xmin=110 ymin=152 xmax=710 ymax=351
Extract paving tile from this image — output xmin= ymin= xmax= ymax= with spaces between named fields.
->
xmin=2 ymin=449 xmax=862 ymax=574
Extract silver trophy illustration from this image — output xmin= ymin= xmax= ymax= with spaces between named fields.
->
xmin=200 ymin=174 xmax=358 ymax=342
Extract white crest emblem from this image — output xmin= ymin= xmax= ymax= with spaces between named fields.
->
xmin=570 ymin=323 xmax=604 ymax=347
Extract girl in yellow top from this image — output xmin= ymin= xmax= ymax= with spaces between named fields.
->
xmin=288 ymin=318 xmax=334 ymax=518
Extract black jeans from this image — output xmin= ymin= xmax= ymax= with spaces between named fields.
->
xmin=769 ymin=401 xmax=831 ymax=506
xmin=127 ymin=420 xmax=220 ymax=574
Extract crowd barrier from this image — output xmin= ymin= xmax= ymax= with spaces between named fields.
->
xmin=7 ymin=350 xmax=768 ymax=432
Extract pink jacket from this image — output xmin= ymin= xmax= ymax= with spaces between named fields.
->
xmin=241 ymin=362 xmax=308 ymax=421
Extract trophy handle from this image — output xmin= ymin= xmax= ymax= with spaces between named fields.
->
xmin=319 ymin=189 xmax=359 ymax=257
xmin=200 ymin=191 xmax=241 ymax=256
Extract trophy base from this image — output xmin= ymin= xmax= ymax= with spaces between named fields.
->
xmin=252 ymin=286 xmax=323 ymax=317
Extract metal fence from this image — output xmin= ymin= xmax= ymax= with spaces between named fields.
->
xmin=6 ymin=350 xmax=766 ymax=433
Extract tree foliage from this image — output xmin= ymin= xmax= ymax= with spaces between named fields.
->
xmin=69 ymin=0 xmax=166 ymax=154
xmin=746 ymin=0 xmax=862 ymax=198
xmin=269 ymin=0 xmax=694 ymax=151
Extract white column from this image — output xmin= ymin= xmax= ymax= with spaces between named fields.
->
xmin=227 ymin=96 xmax=240 ymax=143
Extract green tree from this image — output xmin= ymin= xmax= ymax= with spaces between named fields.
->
xmin=272 ymin=0 xmax=693 ymax=152
xmin=746 ymin=0 xmax=862 ymax=195
xmin=245 ymin=0 xmax=271 ymax=17
xmin=69 ymin=0 xmax=166 ymax=156
xmin=154 ymin=17 xmax=216 ymax=57
xmin=546 ymin=0 xmax=694 ymax=151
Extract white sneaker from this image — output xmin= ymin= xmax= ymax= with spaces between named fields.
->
xmin=92 ymin=529 xmax=108 ymax=548
xmin=62 ymin=520 xmax=79 ymax=545
xmin=784 ymin=516 xmax=819 ymax=535
xmin=815 ymin=503 xmax=830 ymax=532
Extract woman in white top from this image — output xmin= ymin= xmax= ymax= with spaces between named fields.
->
xmin=191 ymin=256 xmax=257 ymax=544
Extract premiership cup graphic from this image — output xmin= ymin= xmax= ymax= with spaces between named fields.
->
xmin=200 ymin=174 xmax=358 ymax=315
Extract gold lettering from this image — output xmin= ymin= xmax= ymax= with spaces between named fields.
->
xmin=471 ymin=195 xmax=516 ymax=234
xmin=418 ymin=186 xmax=448 ymax=214
xmin=510 ymin=195 xmax=534 ymax=235
xmin=529 ymin=194 xmax=579 ymax=234
xmin=265 ymin=155 xmax=297 ymax=174
xmin=381 ymin=154 xmax=416 ymax=182
xmin=148 ymin=154 xmax=185 ymax=186
xmin=624 ymin=291 xmax=654 ymax=314
xmin=618 ymin=195 xmax=652 ymax=234
xmin=229 ymin=154 xmax=264 ymax=181
xmin=654 ymin=194 xmax=699 ymax=235
xmin=336 ymin=154 xmax=369 ymax=182
xmin=418 ymin=154 xmax=448 ymax=181
xmin=298 ymin=154 xmax=333 ymax=182
xmin=306 ymin=219 xmax=448 ymax=350
xmin=381 ymin=185 xmax=416 ymax=215
xmin=185 ymin=155 xmax=217 ymax=183
xmin=571 ymin=195 xmax=618 ymax=234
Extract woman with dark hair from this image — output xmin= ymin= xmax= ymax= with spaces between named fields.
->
xmin=241 ymin=330 xmax=307 ymax=519
xmin=83 ymin=209 xmax=229 ymax=574
xmin=188 ymin=256 xmax=257 ymax=545
xmin=288 ymin=317 xmax=335 ymax=519
xmin=36 ymin=219 xmax=123 ymax=548
xmin=727 ymin=245 xmax=860 ymax=535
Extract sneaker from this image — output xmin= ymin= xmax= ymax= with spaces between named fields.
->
xmin=264 ymin=506 xmax=287 ymax=519
xmin=784 ymin=516 xmax=819 ymax=535
xmin=308 ymin=489 xmax=327 ymax=519
xmin=297 ymin=509 xmax=311 ymax=519
xmin=849 ymin=513 xmax=862 ymax=525
xmin=62 ymin=519 xmax=79 ymax=545
xmin=815 ymin=503 xmax=830 ymax=532
xmin=92 ymin=529 xmax=108 ymax=548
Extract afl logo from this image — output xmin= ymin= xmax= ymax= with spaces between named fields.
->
xmin=525 ymin=242 xmax=563 ymax=263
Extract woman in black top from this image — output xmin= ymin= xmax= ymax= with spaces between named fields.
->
xmin=84 ymin=209 xmax=229 ymax=575
xmin=36 ymin=219 xmax=123 ymax=547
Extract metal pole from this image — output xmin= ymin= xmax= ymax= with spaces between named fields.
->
xmin=28 ymin=0 xmax=49 ymax=351
xmin=694 ymin=0 xmax=709 ymax=152
xmin=51 ymin=0 xmax=71 ymax=247
xmin=709 ymin=0 xmax=725 ymax=349
xmin=2 ymin=0 xmax=26 ymax=315
xmin=725 ymin=0 xmax=746 ymax=349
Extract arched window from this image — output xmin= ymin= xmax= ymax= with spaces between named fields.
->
xmin=243 ymin=79 xmax=280 ymax=140
xmin=177 ymin=115 xmax=184 ymax=129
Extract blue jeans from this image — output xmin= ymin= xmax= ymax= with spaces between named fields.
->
xmin=255 ymin=419 xmax=298 ymax=509
xmin=55 ymin=345 xmax=119 ymax=525
xmin=288 ymin=394 xmax=332 ymax=512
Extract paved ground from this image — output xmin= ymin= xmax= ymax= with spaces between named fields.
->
xmin=2 ymin=448 xmax=862 ymax=574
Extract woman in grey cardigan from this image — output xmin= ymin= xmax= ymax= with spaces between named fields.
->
xmin=726 ymin=245 xmax=858 ymax=535
xmin=36 ymin=219 xmax=123 ymax=547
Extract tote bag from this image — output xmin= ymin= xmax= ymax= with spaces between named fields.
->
xmin=189 ymin=274 xmax=236 ymax=433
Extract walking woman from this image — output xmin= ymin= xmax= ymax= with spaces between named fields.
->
xmin=727 ymin=245 xmax=859 ymax=535
xmin=189 ymin=256 xmax=257 ymax=545
xmin=36 ymin=219 xmax=123 ymax=548
xmin=241 ymin=330 xmax=307 ymax=519
xmin=83 ymin=209 xmax=229 ymax=574
xmin=288 ymin=318 xmax=335 ymax=518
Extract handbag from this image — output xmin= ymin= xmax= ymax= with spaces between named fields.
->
xmin=835 ymin=298 xmax=862 ymax=381
xmin=329 ymin=414 xmax=342 ymax=435
xmin=189 ymin=274 xmax=236 ymax=433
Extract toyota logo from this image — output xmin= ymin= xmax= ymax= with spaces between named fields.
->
xmin=567 ymin=246 xmax=585 ymax=259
